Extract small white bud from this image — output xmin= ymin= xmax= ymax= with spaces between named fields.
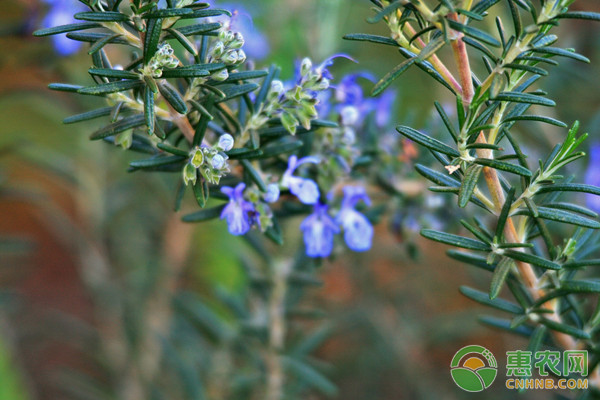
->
xmin=263 ymin=184 xmax=280 ymax=203
xmin=211 ymin=68 xmax=229 ymax=82
xmin=217 ymin=134 xmax=234 ymax=151
xmin=300 ymin=57 xmax=312 ymax=76
xmin=211 ymin=154 xmax=226 ymax=170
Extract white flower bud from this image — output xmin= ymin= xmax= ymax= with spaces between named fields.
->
xmin=211 ymin=154 xmax=226 ymax=170
xmin=270 ymin=80 xmax=284 ymax=97
xmin=222 ymin=49 xmax=239 ymax=65
xmin=217 ymin=134 xmax=234 ymax=151
xmin=235 ymin=49 xmax=246 ymax=64
xmin=211 ymin=68 xmax=229 ymax=82
xmin=263 ymin=184 xmax=280 ymax=203
xmin=230 ymin=32 xmax=244 ymax=48
xmin=300 ymin=57 xmax=312 ymax=76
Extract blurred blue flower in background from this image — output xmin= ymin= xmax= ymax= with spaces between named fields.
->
xmin=585 ymin=143 xmax=600 ymax=213
xmin=208 ymin=1 xmax=270 ymax=60
xmin=336 ymin=186 xmax=373 ymax=251
xmin=220 ymin=183 xmax=254 ymax=235
xmin=41 ymin=0 xmax=86 ymax=55
xmin=374 ymin=89 xmax=396 ymax=128
xmin=300 ymin=203 xmax=339 ymax=258
xmin=282 ymin=155 xmax=320 ymax=204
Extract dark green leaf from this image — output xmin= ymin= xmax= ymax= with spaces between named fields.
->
xmin=129 ymin=155 xmax=186 ymax=169
xmin=502 ymin=114 xmax=566 ymax=127
xmin=513 ymin=206 xmax=600 ymax=229
xmin=90 ymin=114 xmax=146 ymax=140
xmin=396 ymin=126 xmax=460 ymax=157
xmin=342 ymin=33 xmax=398 ymax=47
xmin=447 ymin=19 xmax=501 ymax=47
xmin=78 ymin=79 xmax=143 ymax=95
xmin=241 ymin=160 xmax=266 ymax=191
xmin=144 ymin=86 xmax=155 ymax=135
xmin=88 ymin=67 xmax=139 ymax=80
xmin=460 ymin=285 xmax=523 ymax=313
xmin=49 ymin=83 xmax=83 ymax=92
xmin=63 ymin=107 xmax=113 ymax=124
xmin=216 ymin=83 xmax=259 ymax=102
xmin=144 ymin=17 xmax=163 ymax=64
xmin=458 ymin=164 xmax=483 ymax=208
xmin=165 ymin=27 xmax=197 ymax=56
xmin=556 ymin=11 xmax=600 ymax=22
xmin=538 ymin=317 xmax=590 ymax=340
xmin=421 ymin=229 xmax=491 ymax=251
xmin=503 ymin=250 xmax=561 ymax=270
xmin=493 ymin=91 xmax=555 ymax=106
xmin=372 ymin=58 xmax=416 ymax=96
xmin=490 ymin=258 xmax=514 ymax=299
xmin=74 ymin=11 xmax=129 ymax=22
xmin=474 ymin=158 xmax=531 ymax=176
xmin=158 ymin=82 xmax=188 ymax=114
xmin=33 ymin=22 xmax=100 ymax=36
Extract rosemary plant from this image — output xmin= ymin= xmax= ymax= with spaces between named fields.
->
xmin=32 ymin=0 xmax=405 ymax=398
xmin=32 ymin=0 xmax=600 ymax=396
xmin=347 ymin=0 xmax=600 ymax=392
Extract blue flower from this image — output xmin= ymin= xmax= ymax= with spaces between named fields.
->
xmin=282 ymin=155 xmax=320 ymax=204
xmin=300 ymin=203 xmax=340 ymax=258
xmin=335 ymin=72 xmax=375 ymax=106
xmin=374 ymin=88 xmax=396 ymax=128
xmin=315 ymin=54 xmax=355 ymax=80
xmin=206 ymin=1 xmax=270 ymax=60
xmin=41 ymin=0 xmax=86 ymax=55
xmin=263 ymin=183 xmax=280 ymax=203
xmin=220 ymin=182 xmax=254 ymax=235
xmin=336 ymin=186 xmax=373 ymax=251
xmin=585 ymin=143 xmax=600 ymax=213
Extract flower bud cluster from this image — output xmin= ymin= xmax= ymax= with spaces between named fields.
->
xmin=144 ymin=43 xmax=179 ymax=78
xmin=208 ymin=29 xmax=246 ymax=82
xmin=248 ymin=57 xmax=329 ymax=135
xmin=183 ymin=134 xmax=234 ymax=186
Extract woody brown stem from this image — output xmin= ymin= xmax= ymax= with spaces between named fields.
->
xmin=450 ymin=24 xmax=578 ymax=351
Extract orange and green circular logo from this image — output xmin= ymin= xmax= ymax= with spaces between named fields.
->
xmin=450 ymin=345 xmax=497 ymax=392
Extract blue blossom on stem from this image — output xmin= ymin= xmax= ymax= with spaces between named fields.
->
xmin=220 ymin=183 xmax=254 ymax=235
xmin=300 ymin=203 xmax=340 ymax=258
xmin=585 ymin=143 xmax=600 ymax=213
xmin=263 ymin=183 xmax=280 ymax=203
xmin=315 ymin=54 xmax=355 ymax=80
xmin=41 ymin=0 xmax=86 ymax=55
xmin=281 ymin=155 xmax=320 ymax=204
xmin=336 ymin=186 xmax=373 ymax=251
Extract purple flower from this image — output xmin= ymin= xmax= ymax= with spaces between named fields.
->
xmin=220 ymin=182 xmax=254 ymax=235
xmin=300 ymin=203 xmax=340 ymax=258
xmin=585 ymin=143 xmax=600 ymax=213
xmin=336 ymin=186 xmax=373 ymax=252
xmin=206 ymin=1 xmax=270 ymax=60
xmin=41 ymin=0 xmax=86 ymax=55
xmin=282 ymin=155 xmax=320 ymax=204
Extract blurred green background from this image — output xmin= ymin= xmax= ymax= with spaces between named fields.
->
xmin=2 ymin=0 xmax=600 ymax=399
